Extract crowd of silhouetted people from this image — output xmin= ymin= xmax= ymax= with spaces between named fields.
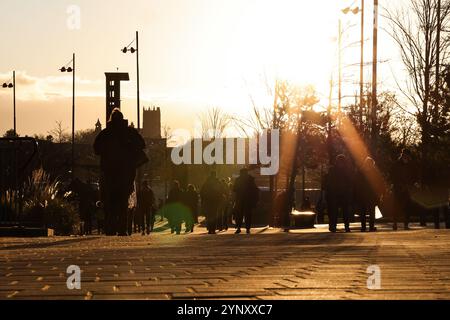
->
xmin=314 ymin=149 xmax=449 ymax=233
xmin=72 ymin=170 xmax=261 ymax=237
xmin=83 ymin=108 xmax=449 ymax=236
xmin=89 ymin=108 xmax=262 ymax=236
xmin=162 ymin=168 xmax=259 ymax=235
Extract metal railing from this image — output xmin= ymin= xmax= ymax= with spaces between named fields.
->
xmin=0 ymin=138 xmax=39 ymax=226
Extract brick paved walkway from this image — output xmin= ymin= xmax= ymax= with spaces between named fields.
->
xmin=1 ymin=222 xmax=450 ymax=300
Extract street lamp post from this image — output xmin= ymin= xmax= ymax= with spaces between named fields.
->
xmin=122 ymin=31 xmax=143 ymax=191
xmin=60 ymin=53 xmax=76 ymax=181
xmin=338 ymin=19 xmax=342 ymax=127
xmin=122 ymin=31 xmax=141 ymax=130
xmin=360 ymin=0 xmax=365 ymax=129
xmin=371 ymin=0 xmax=378 ymax=147
xmin=436 ymin=0 xmax=441 ymax=110
xmin=13 ymin=71 xmax=16 ymax=136
xmin=327 ymin=76 xmax=333 ymax=164
xmin=342 ymin=1 xmax=365 ymax=129
xmin=2 ymin=71 xmax=16 ymax=136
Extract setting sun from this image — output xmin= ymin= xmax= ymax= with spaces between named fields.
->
xmin=0 ymin=0 xmax=449 ymax=305
xmin=0 ymin=0 xmax=395 ymax=135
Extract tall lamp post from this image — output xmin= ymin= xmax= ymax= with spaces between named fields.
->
xmin=436 ymin=0 xmax=441 ymax=113
xmin=2 ymin=71 xmax=16 ymax=136
xmin=122 ymin=31 xmax=141 ymax=130
xmin=371 ymin=0 xmax=379 ymax=148
xmin=338 ymin=19 xmax=342 ymax=126
xmin=59 ymin=53 xmax=76 ymax=181
xmin=342 ymin=1 xmax=364 ymax=129
xmin=122 ymin=32 xmax=143 ymax=191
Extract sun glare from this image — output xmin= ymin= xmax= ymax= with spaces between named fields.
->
xmin=212 ymin=0 xmax=344 ymax=117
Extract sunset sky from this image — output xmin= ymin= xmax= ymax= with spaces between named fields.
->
xmin=0 ymin=0 xmax=405 ymax=137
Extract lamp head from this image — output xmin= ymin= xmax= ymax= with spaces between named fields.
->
xmin=342 ymin=7 xmax=350 ymax=14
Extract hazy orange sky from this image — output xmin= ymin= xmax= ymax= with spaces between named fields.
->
xmin=0 ymin=0 xmax=405 ymax=137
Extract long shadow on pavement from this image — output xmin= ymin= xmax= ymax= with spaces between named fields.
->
xmin=0 ymin=236 xmax=101 ymax=251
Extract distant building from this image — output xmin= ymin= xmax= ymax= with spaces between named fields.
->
xmin=95 ymin=119 xmax=102 ymax=134
xmin=142 ymin=107 xmax=161 ymax=139
xmin=105 ymin=72 xmax=130 ymax=123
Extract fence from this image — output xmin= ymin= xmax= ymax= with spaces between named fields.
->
xmin=0 ymin=138 xmax=39 ymax=226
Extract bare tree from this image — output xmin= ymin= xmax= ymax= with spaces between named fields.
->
xmin=391 ymin=112 xmax=421 ymax=147
xmin=232 ymin=103 xmax=273 ymax=138
xmin=162 ymin=124 xmax=171 ymax=138
xmin=232 ymin=79 xmax=278 ymax=138
xmin=233 ymin=80 xmax=319 ymax=137
xmin=198 ymin=107 xmax=232 ymax=139
xmin=162 ymin=124 xmax=175 ymax=146
xmin=384 ymin=0 xmax=450 ymax=176
xmin=48 ymin=121 xmax=69 ymax=143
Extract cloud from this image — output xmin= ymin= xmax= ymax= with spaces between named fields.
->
xmin=0 ymin=71 xmax=103 ymax=101
xmin=15 ymin=72 xmax=38 ymax=86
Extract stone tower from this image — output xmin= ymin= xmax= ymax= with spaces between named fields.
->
xmin=105 ymin=72 xmax=129 ymax=123
xmin=142 ymin=107 xmax=161 ymax=139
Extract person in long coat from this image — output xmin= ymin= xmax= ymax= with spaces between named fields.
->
xmin=201 ymin=172 xmax=222 ymax=234
xmin=233 ymin=168 xmax=260 ymax=234
xmin=94 ymin=108 xmax=145 ymax=236
xmin=354 ymin=157 xmax=379 ymax=232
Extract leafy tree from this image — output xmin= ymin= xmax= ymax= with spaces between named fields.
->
xmin=3 ymin=129 xmax=19 ymax=138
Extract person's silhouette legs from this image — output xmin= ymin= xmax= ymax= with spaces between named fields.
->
xmin=328 ymin=198 xmax=337 ymax=232
xmin=244 ymin=206 xmax=252 ymax=234
xmin=360 ymin=205 xmax=367 ymax=232
xmin=341 ymin=202 xmax=351 ymax=232
xmin=235 ymin=206 xmax=243 ymax=234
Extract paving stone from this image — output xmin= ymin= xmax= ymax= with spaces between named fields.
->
xmin=1 ymin=223 xmax=450 ymax=300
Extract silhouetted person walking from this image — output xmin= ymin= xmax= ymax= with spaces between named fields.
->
xmin=71 ymin=178 xmax=95 ymax=235
xmin=233 ymin=168 xmax=259 ymax=234
xmin=221 ymin=178 xmax=233 ymax=231
xmin=325 ymin=154 xmax=353 ymax=233
xmin=316 ymin=188 xmax=326 ymax=225
xmin=201 ymin=172 xmax=222 ymax=234
xmin=95 ymin=201 xmax=105 ymax=235
xmin=183 ymin=184 xmax=199 ymax=232
xmin=167 ymin=180 xmax=183 ymax=234
xmin=94 ymin=108 xmax=146 ymax=236
xmin=355 ymin=157 xmax=378 ymax=232
xmin=133 ymin=188 xmax=145 ymax=234
xmin=217 ymin=179 xmax=230 ymax=231
xmin=137 ymin=180 xmax=156 ymax=235
xmin=390 ymin=149 xmax=418 ymax=230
